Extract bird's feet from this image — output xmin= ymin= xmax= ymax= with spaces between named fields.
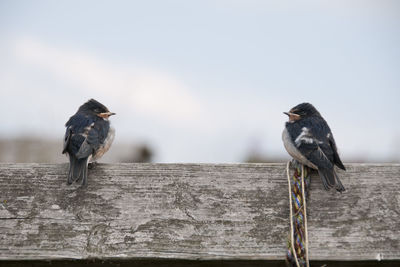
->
xmin=88 ymin=162 xmax=98 ymax=170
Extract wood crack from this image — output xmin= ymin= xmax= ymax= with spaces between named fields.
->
xmin=0 ymin=163 xmax=399 ymax=261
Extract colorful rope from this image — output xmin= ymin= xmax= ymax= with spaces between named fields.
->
xmin=286 ymin=161 xmax=311 ymax=267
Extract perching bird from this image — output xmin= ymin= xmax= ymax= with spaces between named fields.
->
xmin=62 ymin=99 xmax=115 ymax=186
xmin=282 ymin=103 xmax=345 ymax=192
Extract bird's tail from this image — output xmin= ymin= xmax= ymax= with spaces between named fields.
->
xmin=68 ymin=154 xmax=89 ymax=186
xmin=318 ymin=168 xmax=345 ymax=193
xmin=333 ymin=170 xmax=346 ymax=193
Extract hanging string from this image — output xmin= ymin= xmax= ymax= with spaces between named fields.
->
xmin=286 ymin=161 xmax=310 ymax=267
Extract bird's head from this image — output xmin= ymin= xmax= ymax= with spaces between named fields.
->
xmin=78 ymin=99 xmax=116 ymax=119
xmin=284 ymin=102 xmax=320 ymax=122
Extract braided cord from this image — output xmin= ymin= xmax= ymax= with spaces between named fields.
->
xmin=286 ymin=161 xmax=310 ymax=267
xmin=301 ymin=164 xmax=310 ymax=267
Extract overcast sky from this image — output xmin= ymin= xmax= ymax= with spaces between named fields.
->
xmin=1 ymin=0 xmax=399 ymax=162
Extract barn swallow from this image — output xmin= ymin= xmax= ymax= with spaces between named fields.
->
xmin=282 ymin=103 xmax=345 ymax=192
xmin=62 ymin=99 xmax=115 ymax=186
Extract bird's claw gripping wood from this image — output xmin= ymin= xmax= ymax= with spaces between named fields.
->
xmin=88 ymin=162 xmax=98 ymax=170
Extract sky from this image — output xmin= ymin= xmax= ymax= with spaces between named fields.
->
xmin=0 ymin=0 xmax=399 ymax=163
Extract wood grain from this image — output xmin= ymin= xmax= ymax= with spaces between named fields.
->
xmin=0 ymin=163 xmax=399 ymax=261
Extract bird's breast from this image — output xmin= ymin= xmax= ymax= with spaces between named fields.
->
xmin=92 ymin=126 xmax=115 ymax=161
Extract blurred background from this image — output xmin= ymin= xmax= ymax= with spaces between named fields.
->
xmin=0 ymin=0 xmax=399 ymax=164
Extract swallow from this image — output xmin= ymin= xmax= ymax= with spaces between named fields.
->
xmin=62 ymin=99 xmax=116 ymax=186
xmin=282 ymin=103 xmax=345 ymax=192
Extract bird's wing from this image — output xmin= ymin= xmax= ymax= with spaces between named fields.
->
xmin=292 ymin=117 xmax=336 ymax=169
xmin=327 ymin=133 xmax=346 ymax=170
xmin=64 ymin=113 xmax=98 ymax=159
xmin=297 ymin=141 xmax=333 ymax=169
xmin=62 ymin=126 xmax=73 ymax=154
xmin=93 ymin=119 xmax=110 ymax=143
xmin=75 ymin=126 xmax=100 ymax=159
xmin=75 ymin=119 xmax=110 ymax=159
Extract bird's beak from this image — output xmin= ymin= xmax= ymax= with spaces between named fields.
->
xmin=284 ymin=112 xmax=300 ymax=121
xmin=98 ymin=112 xmax=116 ymax=118
xmin=283 ymin=111 xmax=298 ymax=116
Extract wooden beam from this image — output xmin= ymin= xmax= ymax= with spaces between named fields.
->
xmin=0 ymin=163 xmax=399 ymax=262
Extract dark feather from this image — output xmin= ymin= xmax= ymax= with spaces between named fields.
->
xmin=76 ymin=129 xmax=98 ymax=159
xmin=317 ymin=167 xmax=335 ymax=190
xmin=62 ymin=127 xmax=72 ymax=154
xmin=333 ymin=171 xmax=346 ymax=192
xmin=328 ymin=137 xmax=346 ymax=170
xmin=298 ymin=142 xmax=333 ymax=169
xmin=67 ymin=154 xmax=88 ymax=185
xmin=78 ymin=99 xmax=109 ymax=114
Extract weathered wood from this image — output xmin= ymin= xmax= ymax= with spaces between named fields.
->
xmin=0 ymin=163 xmax=399 ymax=262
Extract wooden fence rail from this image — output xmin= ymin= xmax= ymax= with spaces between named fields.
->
xmin=0 ymin=163 xmax=399 ymax=265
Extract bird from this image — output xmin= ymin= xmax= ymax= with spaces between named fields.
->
xmin=62 ymin=99 xmax=116 ymax=186
xmin=282 ymin=103 xmax=345 ymax=192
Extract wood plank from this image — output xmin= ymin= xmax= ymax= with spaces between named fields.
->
xmin=0 ymin=163 xmax=399 ymax=261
